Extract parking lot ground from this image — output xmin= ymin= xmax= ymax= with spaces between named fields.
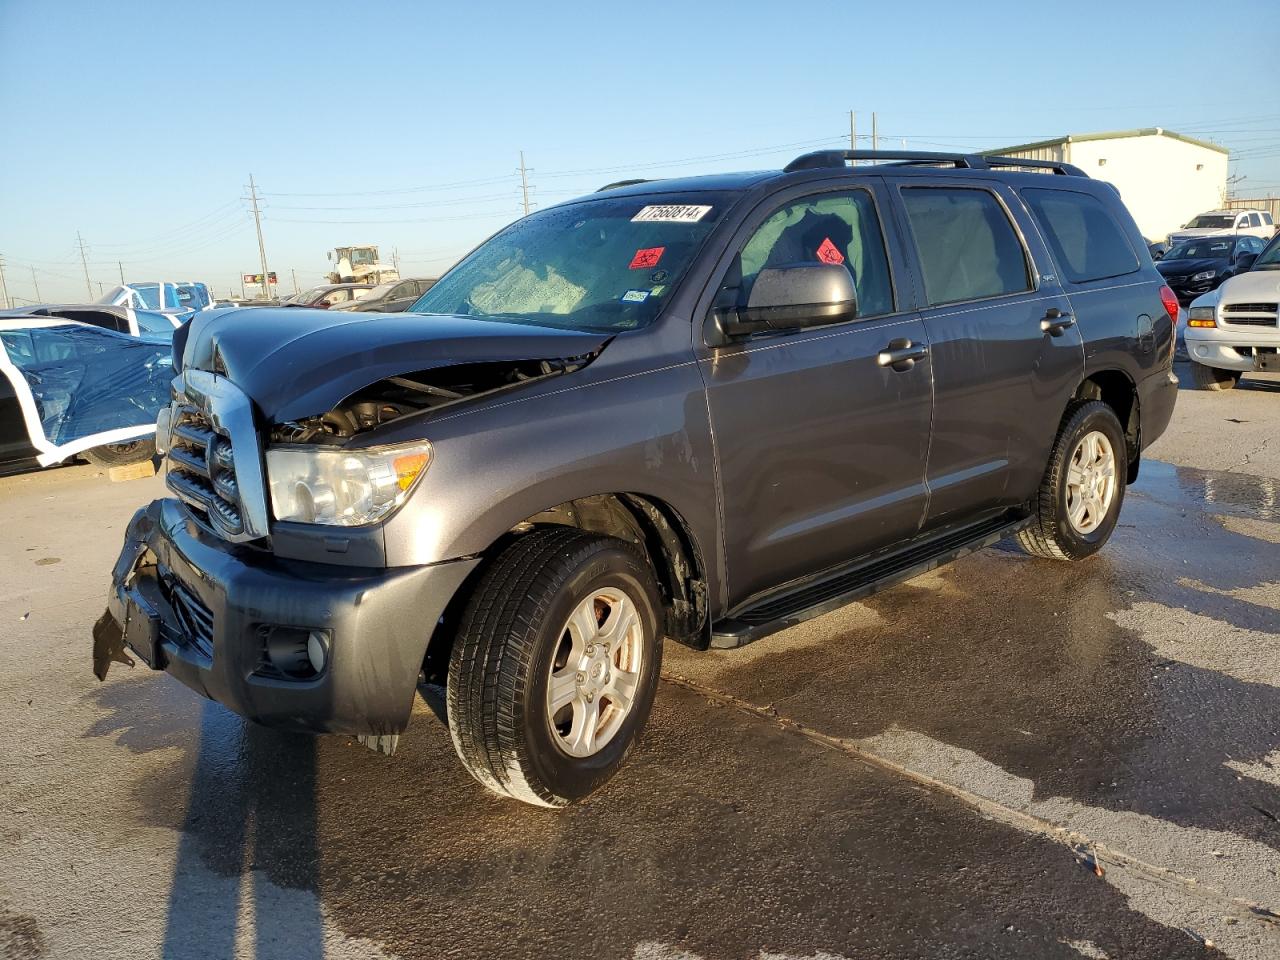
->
xmin=2 ymin=368 xmax=1278 ymax=960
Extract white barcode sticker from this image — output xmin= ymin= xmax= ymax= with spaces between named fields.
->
xmin=631 ymin=204 xmax=712 ymax=223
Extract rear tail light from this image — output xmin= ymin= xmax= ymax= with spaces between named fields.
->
xmin=1158 ymin=285 xmax=1179 ymax=326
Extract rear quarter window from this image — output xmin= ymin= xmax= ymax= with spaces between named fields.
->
xmin=1021 ymin=188 xmax=1139 ymax=284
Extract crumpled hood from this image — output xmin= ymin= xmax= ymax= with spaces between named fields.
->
xmin=177 ymin=307 xmax=611 ymax=422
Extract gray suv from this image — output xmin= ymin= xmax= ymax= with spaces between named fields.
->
xmin=94 ymin=150 xmax=1179 ymax=807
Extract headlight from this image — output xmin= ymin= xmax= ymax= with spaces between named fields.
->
xmin=1187 ymin=306 xmax=1216 ymax=328
xmin=1190 ymin=270 xmax=1216 ymax=282
xmin=266 ymin=441 xmax=432 ymax=526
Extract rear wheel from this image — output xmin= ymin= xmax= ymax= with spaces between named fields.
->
xmin=81 ymin=438 xmax=156 ymax=467
xmin=1016 ymin=401 xmax=1127 ymax=562
xmin=446 ymin=527 xmax=663 ymax=807
xmin=1190 ymin=361 xmax=1241 ymax=391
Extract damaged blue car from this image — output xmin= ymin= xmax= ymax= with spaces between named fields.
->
xmin=0 ymin=313 xmax=172 ymax=472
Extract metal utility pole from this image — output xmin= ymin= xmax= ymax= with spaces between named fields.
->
xmin=849 ymin=110 xmax=856 ymax=150
xmin=247 ymin=174 xmax=272 ymax=300
xmin=76 ymin=231 xmax=92 ymax=298
xmin=30 ymin=266 xmax=40 ymax=302
xmin=96 ymin=281 xmax=104 ymax=296
xmin=118 ymin=261 xmax=125 ymax=283
xmin=872 ymin=112 xmax=879 ymax=152
xmin=518 ymin=151 xmax=531 ymax=216
xmin=0 ymin=255 xmax=9 ymax=309
xmin=392 ymin=246 xmax=400 ymax=274
xmin=291 ymin=268 xmax=299 ymax=295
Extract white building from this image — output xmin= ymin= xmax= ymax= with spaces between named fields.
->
xmin=985 ymin=128 xmax=1229 ymax=242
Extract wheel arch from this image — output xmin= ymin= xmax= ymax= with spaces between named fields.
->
xmin=1072 ymin=368 xmax=1141 ymax=482
xmin=421 ymin=491 xmax=711 ymax=685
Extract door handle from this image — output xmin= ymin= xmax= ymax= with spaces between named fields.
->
xmin=877 ymin=338 xmax=929 ymax=371
xmin=1040 ymin=307 xmax=1076 ymax=336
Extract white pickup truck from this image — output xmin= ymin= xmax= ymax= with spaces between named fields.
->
xmin=1184 ymin=231 xmax=1280 ymax=389
xmin=1169 ymin=209 xmax=1275 ymax=248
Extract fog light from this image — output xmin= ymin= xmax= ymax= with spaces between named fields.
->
xmin=258 ymin=625 xmax=329 ymax=680
xmin=307 ymin=630 xmax=328 ymax=673
xmin=1195 ymin=346 xmax=1209 ymax=358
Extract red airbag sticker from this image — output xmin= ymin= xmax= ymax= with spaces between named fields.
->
xmin=816 ymin=237 xmax=844 ymax=265
xmin=629 ymin=246 xmax=665 ymax=269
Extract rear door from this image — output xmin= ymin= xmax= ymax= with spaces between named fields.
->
xmin=889 ymin=179 xmax=1084 ymax=530
xmin=696 ymin=179 xmax=934 ymax=608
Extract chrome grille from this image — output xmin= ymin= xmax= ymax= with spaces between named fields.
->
xmin=1223 ymin=302 xmax=1278 ymax=313
xmin=161 ymin=369 xmax=270 ymax=543
xmin=1221 ymin=317 xmax=1279 ymax=328
xmin=166 ymin=406 xmax=245 ymax=536
xmin=1219 ymin=301 xmax=1278 ymax=329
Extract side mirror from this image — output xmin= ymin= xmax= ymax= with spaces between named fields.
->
xmin=1235 ymin=252 xmax=1258 ymax=271
xmin=714 ymin=263 xmax=858 ymax=339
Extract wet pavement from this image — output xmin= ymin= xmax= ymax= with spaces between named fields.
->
xmin=2 ymin=368 xmax=1278 ymax=960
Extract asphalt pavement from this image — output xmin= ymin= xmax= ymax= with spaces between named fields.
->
xmin=2 ymin=367 xmax=1278 ymax=960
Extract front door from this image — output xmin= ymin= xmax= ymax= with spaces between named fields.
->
xmin=697 ymin=183 xmax=933 ymax=609
xmin=890 ymin=180 xmax=1084 ymax=529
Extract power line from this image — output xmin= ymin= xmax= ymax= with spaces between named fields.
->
xmin=262 ymin=174 xmax=517 ymax=198
xmin=91 ymin=200 xmax=243 ymax=251
xmin=0 ymin=255 xmax=10 ymax=309
xmin=265 ymin=192 xmax=518 ymax=211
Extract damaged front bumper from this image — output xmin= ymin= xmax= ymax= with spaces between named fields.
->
xmin=95 ymin=498 xmax=478 ymax=736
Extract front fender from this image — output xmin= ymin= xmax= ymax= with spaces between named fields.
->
xmin=379 ymin=359 xmax=724 ymax=606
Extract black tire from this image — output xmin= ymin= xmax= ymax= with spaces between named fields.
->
xmin=1016 ymin=401 xmax=1127 ymax=562
xmin=81 ymin=438 xmax=156 ymax=467
xmin=446 ymin=527 xmax=664 ymax=807
xmin=1190 ymin=361 xmax=1240 ymax=391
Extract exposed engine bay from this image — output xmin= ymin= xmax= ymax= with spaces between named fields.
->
xmin=269 ymin=355 xmax=593 ymax=445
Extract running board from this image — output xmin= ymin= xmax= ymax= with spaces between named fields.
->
xmin=710 ymin=511 xmax=1031 ymax=649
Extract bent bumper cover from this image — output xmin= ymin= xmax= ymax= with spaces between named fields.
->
xmin=97 ymin=498 xmax=478 ymax=736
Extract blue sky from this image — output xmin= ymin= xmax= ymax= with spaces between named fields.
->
xmin=2 ymin=0 xmax=1278 ymax=302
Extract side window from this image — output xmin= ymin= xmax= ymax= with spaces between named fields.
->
xmin=1264 ymin=212 xmax=1274 ymax=227
xmin=1021 ymin=188 xmax=1139 ymax=284
xmin=1248 ymin=213 xmax=1262 ymax=227
xmin=133 ymin=311 xmax=175 ymax=335
xmin=901 ymin=187 xmax=1031 ymax=305
xmin=720 ymin=189 xmax=894 ymax=318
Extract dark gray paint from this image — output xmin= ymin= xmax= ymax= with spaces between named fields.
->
xmin=106 ymin=158 xmax=1179 ymax=735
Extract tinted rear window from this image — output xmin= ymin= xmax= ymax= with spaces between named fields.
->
xmin=901 ymin=187 xmax=1031 ymax=306
xmin=1022 ymin=188 xmax=1139 ymax=284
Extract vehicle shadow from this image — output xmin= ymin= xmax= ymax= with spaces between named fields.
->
xmin=83 ymin=679 xmax=325 ymax=958
xmin=91 ymin=674 xmax=1203 ymax=960
xmin=157 ymin=702 xmax=324 ymax=960
xmin=687 ymin=459 xmax=1280 ymax=851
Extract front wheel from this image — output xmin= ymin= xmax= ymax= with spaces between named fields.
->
xmin=446 ymin=527 xmax=663 ymax=807
xmin=1016 ymin=400 xmax=1127 ymax=562
xmin=1190 ymin=361 xmax=1241 ymax=391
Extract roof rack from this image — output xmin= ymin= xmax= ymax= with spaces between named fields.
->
xmin=783 ymin=149 xmax=1085 ymax=177
xmin=596 ymin=178 xmax=651 ymax=192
